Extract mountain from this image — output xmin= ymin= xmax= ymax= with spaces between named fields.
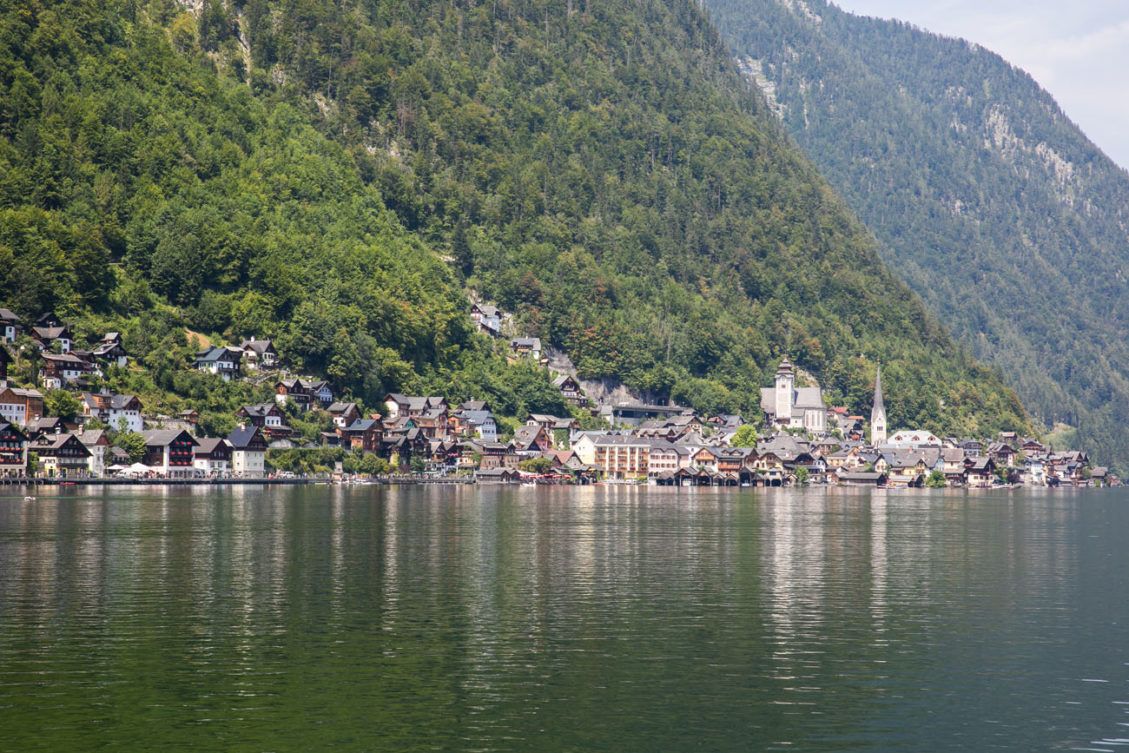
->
xmin=0 ymin=0 xmax=1028 ymax=435
xmin=703 ymin=0 xmax=1129 ymax=466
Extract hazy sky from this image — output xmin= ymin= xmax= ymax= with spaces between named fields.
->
xmin=831 ymin=0 xmax=1129 ymax=170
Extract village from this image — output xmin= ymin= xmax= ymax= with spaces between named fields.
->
xmin=0 ymin=306 xmax=1112 ymax=488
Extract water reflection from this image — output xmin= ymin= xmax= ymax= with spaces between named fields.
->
xmin=0 ymin=486 xmax=1127 ymax=751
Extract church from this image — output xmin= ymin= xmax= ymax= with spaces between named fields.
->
xmin=760 ymin=357 xmax=826 ymax=432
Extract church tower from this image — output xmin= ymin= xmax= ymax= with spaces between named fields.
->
xmin=870 ymin=365 xmax=887 ymax=446
xmin=774 ymin=357 xmax=795 ymax=427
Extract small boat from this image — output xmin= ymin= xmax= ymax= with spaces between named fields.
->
xmin=23 ymin=496 xmax=36 ymax=501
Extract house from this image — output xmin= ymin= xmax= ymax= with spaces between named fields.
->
xmin=30 ymin=432 xmax=91 ymax=477
xmin=1091 ymin=467 xmax=1109 ymax=487
xmin=837 ymin=470 xmax=888 ymax=487
xmin=275 ymin=378 xmax=311 ymax=409
xmin=344 ymin=418 xmax=383 ymax=453
xmin=476 ymin=467 xmax=519 ymax=483
xmin=0 ymin=385 xmax=44 ymax=427
xmin=0 ymin=309 xmax=21 ymax=342
xmin=227 ymin=426 xmax=268 ymax=478
xmin=0 ymin=343 xmax=10 ymax=381
xmin=572 ymin=434 xmax=655 ymax=480
xmin=383 ymin=394 xmax=446 ymax=420
xmin=26 ymin=416 xmax=72 ymax=440
xmin=512 ymin=425 xmax=553 ymax=456
xmin=470 ymin=303 xmax=503 ymax=337
xmin=81 ymin=392 xmax=144 ymax=433
xmin=0 ymin=421 xmax=28 ymax=476
xmin=327 ymin=402 xmax=361 ymax=430
xmin=958 ymin=439 xmax=984 ymax=457
xmin=965 ymin=457 xmax=996 ymax=488
xmin=987 ymin=442 xmax=1018 ymax=467
xmin=40 ymin=352 xmax=97 ymax=388
xmin=194 ymin=346 xmax=242 ymax=381
xmin=885 ymin=448 xmax=938 ymax=487
xmin=553 ymin=374 xmax=587 ymax=406
xmin=92 ymin=333 xmax=128 ymax=368
xmin=76 ymin=429 xmax=110 ymax=477
xmin=142 ymin=429 xmax=199 ymax=478
xmin=454 ymin=409 xmax=497 ymax=442
xmin=193 ymin=438 xmax=232 ymax=475
xmin=759 ymin=357 xmax=826 ymax=432
xmin=509 ymin=337 xmax=542 ymax=361
xmin=308 ymin=380 xmax=334 ymax=407
xmin=940 ymin=448 xmax=969 ymax=485
xmin=30 ymin=321 xmax=73 ymax=352
xmin=236 ymin=403 xmax=292 ymax=440
xmin=238 ymin=337 xmax=278 ymax=370
xmin=647 ymin=442 xmax=693 ymax=477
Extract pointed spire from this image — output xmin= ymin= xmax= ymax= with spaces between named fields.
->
xmin=873 ymin=365 xmax=885 ymax=412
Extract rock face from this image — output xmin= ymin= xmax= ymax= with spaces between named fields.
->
xmin=705 ymin=0 xmax=1129 ymax=470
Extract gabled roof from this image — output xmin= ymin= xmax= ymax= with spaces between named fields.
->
xmin=346 ymin=418 xmax=381 ymax=432
xmin=0 ymin=308 xmax=20 ymax=323
xmin=142 ymin=429 xmax=199 ymax=447
xmin=238 ymin=338 xmax=276 ymax=355
xmin=76 ymin=429 xmax=109 ymax=446
xmin=227 ymin=425 xmax=266 ymax=449
xmin=195 ymin=346 xmax=240 ymax=364
xmin=239 ymin=403 xmax=278 ymax=418
xmin=194 ymin=437 xmax=230 ymax=456
xmin=327 ymin=401 xmax=358 ymax=414
xmin=30 ymin=432 xmax=90 ymax=455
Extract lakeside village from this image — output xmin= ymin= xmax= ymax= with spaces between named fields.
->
xmin=0 ymin=306 xmax=1113 ymax=489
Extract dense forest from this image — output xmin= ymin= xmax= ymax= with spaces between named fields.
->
xmin=0 ymin=0 xmax=1029 ymax=436
xmin=705 ymin=0 xmax=1129 ymax=468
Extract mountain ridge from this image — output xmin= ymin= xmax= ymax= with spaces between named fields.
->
xmin=0 ymin=0 xmax=1029 ymax=437
xmin=705 ymin=0 xmax=1129 ymax=468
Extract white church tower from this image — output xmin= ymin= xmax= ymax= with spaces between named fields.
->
xmin=774 ymin=357 xmax=795 ymax=427
xmin=871 ymin=365 xmax=887 ymax=446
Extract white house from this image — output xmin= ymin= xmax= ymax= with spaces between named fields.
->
xmin=227 ymin=425 xmax=267 ymax=478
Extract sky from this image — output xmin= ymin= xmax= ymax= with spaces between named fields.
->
xmin=831 ymin=0 xmax=1129 ymax=170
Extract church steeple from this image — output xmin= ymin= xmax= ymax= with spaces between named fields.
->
xmin=870 ymin=365 xmax=887 ymax=446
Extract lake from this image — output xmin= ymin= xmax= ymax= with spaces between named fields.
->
xmin=1 ymin=485 xmax=1127 ymax=752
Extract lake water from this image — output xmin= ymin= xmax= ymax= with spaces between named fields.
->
xmin=1 ymin=485 xmax=1128 ymax=752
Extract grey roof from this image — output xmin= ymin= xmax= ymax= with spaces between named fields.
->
xmin=239 ymin=338 xmax=275 ymax=355
xmin=142 ymin=429 xmax=198 ymax=447
xmin=510 ymin=337 xmax=541 ymax=349
xmin=346 ymin=418 xmax=380 ymax=432
xmin=76 ymin=429 xmax=108 ymax=446
xmin=838 ymin=471 xmax=885 ymax=481
xmin=196 ymin=346 xmax=240 ymax=364
xmin=327 ymin=401 xmax=358 ymax=414
xmin=195 ymin=437 xmax=230 ymax=456
xmin=31 ymin=432 xmax=89 ymax=454
xmin=461 ymin=410 xmax=494 ymax=425
xmin=240 ymin=403 xmax=277 ymax=417
xmin=0 ymin=308 xmax=20 ymax=323
xmin=227 ymin=426 xmax=264 ymax=449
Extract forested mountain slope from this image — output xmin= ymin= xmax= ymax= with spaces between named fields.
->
xmin=0 ymin=0 xmax=1028 ymax=435
xmin=704 ymin=0 xmax=1129 ymax=465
